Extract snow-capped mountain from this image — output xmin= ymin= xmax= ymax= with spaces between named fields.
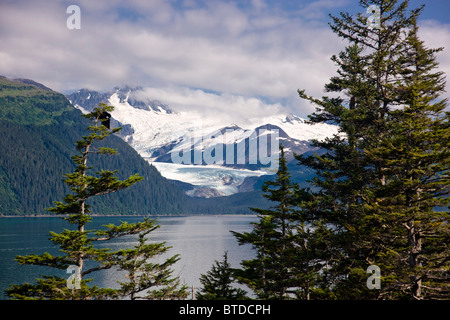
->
xmin=67 ymin=86 xmax=338 ymax=197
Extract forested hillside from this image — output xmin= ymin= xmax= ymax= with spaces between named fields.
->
xmin=0 ymin=77 xmax=189 ymax=215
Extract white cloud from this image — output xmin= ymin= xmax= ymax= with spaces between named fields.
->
xmin=0 ymin=0 xmax=340 ymax=117
xmin=0 ymin=0 xmax=448 ymax=119
xmin=135 ymin=86 xmax=284 ymax=126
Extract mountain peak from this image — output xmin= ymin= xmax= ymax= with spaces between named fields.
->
xmin=13 ymin=78 xmax=52 ymax=91
xmin=218 ymin=124 xmax=243 ymax=134
xmin=67 ymin=86 xmax=173 ymax=114
xmin=0 ymin=76 xmax=72 ymax=125
xmin=255 ymin=123 xmax=289 ymax=138
xmin=282 ymin=113 xmax=304 ymax=124
xmin=0 ymin=75 xmax=52 ymax=91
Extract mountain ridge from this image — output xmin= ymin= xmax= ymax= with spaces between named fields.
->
xmin=67 ymin=86 xmax=338 ymax=197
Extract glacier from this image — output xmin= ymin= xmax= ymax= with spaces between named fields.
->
xmin=151 ymin=162 xmax=266 ymax=196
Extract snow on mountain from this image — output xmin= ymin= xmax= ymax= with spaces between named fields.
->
xmin=108 ymin=91 xmax=221 ymax=159
xmin=67 ymin=86 xmax=338 ymax=197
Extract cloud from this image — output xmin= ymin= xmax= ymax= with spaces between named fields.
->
xmin=0 ymin=0 xmax=448 ymax=119
xmin=134 ymin=86 xmax=284 ymax=126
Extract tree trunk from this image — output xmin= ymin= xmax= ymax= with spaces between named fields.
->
xmin=77 ymin=141 xmax=91 ymax=279
xmin=406 ymin=218 xmax=422 ymax=299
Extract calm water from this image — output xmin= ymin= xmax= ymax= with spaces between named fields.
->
xmin=0 ymin=215 xmax=257 ymax=299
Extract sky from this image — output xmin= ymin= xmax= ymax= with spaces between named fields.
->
xmin=1 ymin=0 xmax=449 ymax=119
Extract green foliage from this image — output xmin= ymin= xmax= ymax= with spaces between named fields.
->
xmin=233 ymin=146 xmax=305 ymax=299
xmin=196 ymin=252 xmax=247 ymax=300
xmin=6 ymin=275 xmax=119 ymax=300
xmin=232 ymin=0 xmax=449 ymax=301
xmin=107 ymin=218 xmax=188 ymax=300
xmin=0 ymin=77 xmax=72 ymax=125
xmin=295 ymin=0 xmax=449 ymax=300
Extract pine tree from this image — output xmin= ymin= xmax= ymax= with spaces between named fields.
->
xmin=6 ymin=103 xmax=186 ymax=300
xmin=196 ymin=251 xmax=247 ymax=300
xmin=364 ymin=16 xmax=450 ymax=299
xmin=296 ymin=0 xmax=449 ymax=299
xmin=232 ymin=146 xmax=302 ymax=299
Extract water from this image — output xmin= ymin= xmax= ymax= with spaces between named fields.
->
xmin=0 ymin=215 xmax=257 ymax=299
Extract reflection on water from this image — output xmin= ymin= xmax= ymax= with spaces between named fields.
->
xmin=0 ymin=215 xmax=256 ymax=299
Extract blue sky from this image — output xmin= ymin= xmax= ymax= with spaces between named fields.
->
xmin=1 ymin=0 xmax=449 ymax=119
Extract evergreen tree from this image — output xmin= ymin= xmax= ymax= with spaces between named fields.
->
xmin=6 ymin=103 xmax=186 ymax=300
xmin=111 ymin=218 xmax=188 ymax=300
xmin=296 ymin=0 xmax=449 ymax=299
xmin=364 ymin=17 xmax=450 ymax=299
xmin=196 ymin=251 xmax=247 ymax=300
xmin=232 ymin=146 xmax=301 ymax=299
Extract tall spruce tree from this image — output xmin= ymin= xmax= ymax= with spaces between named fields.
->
xmin=364 ymin=17 xmax=449 ymax=299
xmin=6 ymin=103 xmax=186 ymax=300
xmin=296 ymin=0 xmax=449 ymax=299
xmin=232 ymin=146 xmax=302 ymax=299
